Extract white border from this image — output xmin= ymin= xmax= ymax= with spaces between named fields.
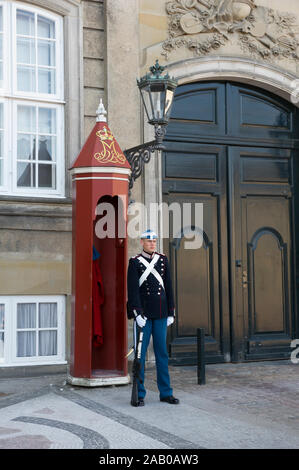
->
xmin=70 ymin=167 xmax=131 ymax=175
xmin=73 ymin=176 xmax=129 ymax=182
xmin=0 ymin=295 xmax=66 ymax=366
xmin=11 ymin=1 xmax=64 ymax=102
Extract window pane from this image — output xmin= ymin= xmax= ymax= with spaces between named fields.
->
xmin=0 ymin=304 xmax=4 ymax=330
xmin=18 ymin=106 xmax=36 ymax=133
xmin=17 ymin=135 xmax=36 ymax=160
xmin=37 ymin=16 xmax=55 ymax=39
xmin=39 ymin=330 xmax=57 ymax=356
xmin=0 ymin=7 xmax=2 ymax=85
xmin=0 ymin=332 xmax=3 ymax=359
xmin=39 ymin=303 xmax=57 ymax=328
xmin=38 ymin=136 xmax=56 ymax=162
xmin=38 ymin=164 xmax=54 ymax=188
xmin=38 ymin=108 xmax=56 ymax=134
xmin=17 ymin=10 xmax=35 ymax=36
xmin=17 ymin=37 xmax=35 ymax=64
xmin=38 ymin=40 xmax=55 ymax=67
xmin=38 ymin=68 xmax=55 ymax=94
xmin=17 ymin=65 xmax=36 ymax=92
xmin=17 ymin=303 xmax=36 ymax=328
xmin=0 ymin=102 xmax=3 ymax=129
xmin=17 ymin=331 xmax=36 ymax=357
xmin=0 ymin=103 xmax=3 ymax=183
xmin=17 ymin=162 xmax=36 ymax=187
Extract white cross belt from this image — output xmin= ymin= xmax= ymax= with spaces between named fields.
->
xmin=138 ymin=254 xmax=165 ymax=289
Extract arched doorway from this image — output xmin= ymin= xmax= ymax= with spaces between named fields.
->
xmin=163 ymin=81 xmax=299 ymax=364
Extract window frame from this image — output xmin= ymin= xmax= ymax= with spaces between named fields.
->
xmin=0 ymin=298 xmax=8 ymax=365
xmin=0 ymin=295 xmax=66 ymax=366
xmin=0 ymin=98 xmax=7 ymax=190
xmin=11 ymin=1 xmax=64 ymax=102
xmin=1 ymin=1 xmax=10 ymax=95
xmin=12 ymin=99 xmax=64 ymax=196
xmin=0 ymin=0 xmax=65 ymax=198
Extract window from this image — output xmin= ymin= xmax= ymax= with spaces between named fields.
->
xmin=0 ymin=1 xmax=64 ymax=197
xmin=0 ymin=296 xmax=66 ymax=366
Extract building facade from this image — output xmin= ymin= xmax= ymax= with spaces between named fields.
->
xmin=0 ymin=0 xmax=298 ymax=374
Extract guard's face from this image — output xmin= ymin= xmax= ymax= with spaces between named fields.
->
xmin=141 ymin=238 xmax=157 ymax=254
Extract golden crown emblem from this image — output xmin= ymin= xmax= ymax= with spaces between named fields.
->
xmin=94 ymin=127 xmax=126 ymax=165
xmin=96 ymin=127 xmax=114 ymax=142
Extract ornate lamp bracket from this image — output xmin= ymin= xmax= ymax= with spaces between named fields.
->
xmin=124 ymin=124 xmax=167 ymax=203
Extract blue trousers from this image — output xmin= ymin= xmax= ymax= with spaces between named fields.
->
xmin=135 ymin=318 xmax=173 ymax=400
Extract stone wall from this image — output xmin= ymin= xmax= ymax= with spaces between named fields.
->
xmin=82 ymin=0 xmax=106 ymax=139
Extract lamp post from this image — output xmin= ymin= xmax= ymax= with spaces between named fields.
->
xmin=124 ymin=60 xmax=178 ymax=199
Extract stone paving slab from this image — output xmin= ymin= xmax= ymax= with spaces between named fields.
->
xmin=0 ymin=360 xmax=298 ymax=449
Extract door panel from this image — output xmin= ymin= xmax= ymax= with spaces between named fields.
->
xmin=229 ymin=147 xmax=294 ymax=360
xmin=163 ymin=144 xmax=230 ymax=364
xmin=166 ymin=82 xmax=226 ymax=140
xmin=175 ymin=232 xmax=213 ymax=337
xmin=227 ymin=83 xmax=299 ymax=141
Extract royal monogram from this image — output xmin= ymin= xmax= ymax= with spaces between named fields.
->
xmin=94 ymin=127 xmax=126 ymax=165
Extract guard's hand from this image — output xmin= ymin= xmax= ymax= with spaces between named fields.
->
xmin=167 ymin=316 xmax=174 ymax=327
xmin=136 ymin=315 xmax=147 ymax=328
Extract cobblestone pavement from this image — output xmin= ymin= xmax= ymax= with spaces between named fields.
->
xmin=0 ymin=360 xmax=298 ymax=449
xmin=146 ymin=360 xmax=299 ymax=430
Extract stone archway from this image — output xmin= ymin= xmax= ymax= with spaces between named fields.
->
xmin=167 ymin=56 xmax=299 ymax=105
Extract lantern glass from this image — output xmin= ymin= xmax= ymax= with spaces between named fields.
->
xmin=140 ymin=85 xmax=152 ymax=122
xmin=151 ymin=87 xmax=166 ymax=122
xmin=164 ymin=88 xmax=174 ymax=121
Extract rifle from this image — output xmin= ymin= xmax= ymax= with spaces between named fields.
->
xmin=131 ymin=319 xmax=144 ymax=407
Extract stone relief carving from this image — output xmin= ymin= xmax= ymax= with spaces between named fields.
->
xmin=162 ymin=0 xmax=299 ymax=62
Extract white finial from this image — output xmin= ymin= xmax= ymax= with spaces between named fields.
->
xmin=96 ymin=99 xmax=107 ymax=122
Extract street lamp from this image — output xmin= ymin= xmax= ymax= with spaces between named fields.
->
xmin=124 ymin=60 xmax=178 ymax=198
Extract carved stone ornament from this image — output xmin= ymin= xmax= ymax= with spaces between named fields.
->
xmin=162 ymin=0 xmax=299 ymax=62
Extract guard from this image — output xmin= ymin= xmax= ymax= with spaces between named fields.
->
xmin=127 ymin=229 xmax=180 ymax=406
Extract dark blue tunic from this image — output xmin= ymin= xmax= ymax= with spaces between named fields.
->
xmin=127 ymin=251 xmax=175 ymax=320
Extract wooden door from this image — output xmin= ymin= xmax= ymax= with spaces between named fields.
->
xmin=163 ymin=81 xmax=298 ymax=364
xmin=229 ymin=146 xmax=294 ymax=361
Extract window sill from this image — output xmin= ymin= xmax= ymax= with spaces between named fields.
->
xmin=0 ymin=360 xmax=67 ymax=367
xmin=0 ymin=195 xmax=72 ymax=204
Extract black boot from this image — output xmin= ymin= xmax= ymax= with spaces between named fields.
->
xmin=160 ymin=395 xmax=180 ymax=404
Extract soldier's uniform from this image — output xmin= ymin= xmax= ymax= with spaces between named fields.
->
xmin=127 ymin=230 xmax=178 ymax=404
xmin=127 ymin=250 xmax=175 ymax=321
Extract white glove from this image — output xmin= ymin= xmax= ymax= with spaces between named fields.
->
xmin=167 ymin=316 xmax=174 ymax=327
xmin=136 ymin=315 xmax=147 ymax=328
